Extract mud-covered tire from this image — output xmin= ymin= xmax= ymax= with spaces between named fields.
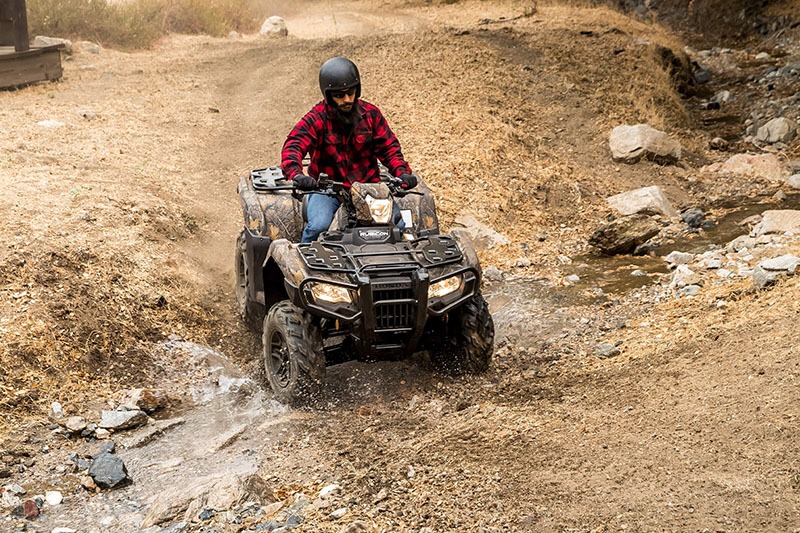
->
xmin=235 ymin=231 xmax=264 ymax=331
xmin=263 ymin=302 xmax=326 ymax=406
xmin=428 ymin=293 xmax=494 ymax=375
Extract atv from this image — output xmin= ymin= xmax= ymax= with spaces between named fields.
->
xmin=235 ymin=166 xmax=494 ymax=405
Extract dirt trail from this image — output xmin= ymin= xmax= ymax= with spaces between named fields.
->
xmin=2 ymin=1 xmax=800 ymax=532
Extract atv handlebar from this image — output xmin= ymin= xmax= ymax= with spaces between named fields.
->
xmin=292 ymin=173 xmax=422 ymax=197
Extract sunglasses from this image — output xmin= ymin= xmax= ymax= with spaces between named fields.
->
xmin=330 ymin=87 xmax=357 ymax=99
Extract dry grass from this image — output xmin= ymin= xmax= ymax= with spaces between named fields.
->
xmin=27 ymin=0 xmax=262 ymax=49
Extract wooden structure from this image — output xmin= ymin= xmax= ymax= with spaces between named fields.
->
xmin=0 ymin=0 xmax=64 ymax=89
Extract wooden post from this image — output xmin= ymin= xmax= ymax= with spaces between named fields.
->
xmin=12 ymin=0 xmax=29 ymax=52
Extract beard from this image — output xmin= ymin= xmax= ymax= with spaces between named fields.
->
xmin=334 ymin=100 xmax=359 ymax=130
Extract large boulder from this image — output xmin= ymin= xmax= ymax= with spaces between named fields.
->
xmin=589 ymin=214 xmax=661 ymax=255
xmin=751 ymin=210 xmax=800 ymax=236
xmin=609 ymin=124 xmax=682 ymax=164
xmin=260 ymin=16 xmax=288 ymax=37
xmin=756 ymin=117 xmax=797 ymax=144
xmin=702 ymin=153 xmax=791 ymax=182
xmin=606 ymin=185 xmax=678 ymax=218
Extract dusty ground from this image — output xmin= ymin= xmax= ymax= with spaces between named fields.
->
xmin=2 ymin=0 xmax=800 ymax=531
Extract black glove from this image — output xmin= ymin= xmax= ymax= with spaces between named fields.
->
xmin=292 ymin=174 xmax=316 ymax=191
xmin=398 ymin=173 xmax=418 ymax=190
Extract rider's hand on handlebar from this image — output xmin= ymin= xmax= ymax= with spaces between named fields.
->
xmin=292 ymin=174 xmax=316 ymax=191
xmin=398 ymin=173 xmax=418 ymax=190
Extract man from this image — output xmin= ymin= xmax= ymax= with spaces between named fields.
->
xmin=281 ymin=56 xmax=417 ymax=243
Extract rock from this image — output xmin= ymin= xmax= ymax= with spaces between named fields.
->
xmin=65 ymin=416 xmax=87 ymax=433
xmin=709 ymin=137 xmax=729 ymax=150
xmin=565 ymin=274 xmax=580 ymax=283
xmin=33 ymin=35 xmax=73 ymax=53
xmin=141 ymin=473 xmax=274 ymax=528
xmin=606 ymin=185 xmax=678 ymax=218
xmin=88 ymin=452 xmax=131 ymax=489
xmin=45 ymin=490 xmax=63 ymax=505
xmin=760 ymin=254 xmax=800 ymax=273
xmin=51 ymin=401 xmax=64 ymax=418
xmin=483 ymin=265 xmax=503 ymax=281
xmin=608 ymin=124 xmax=682 ymax=164
xmin=710 ymin=90 xmax=732 ymax=104
xmin=330 ymin=507 xmax=348 ymax=519
xmin=756 ymin=117 xmax=797 ymax=144
xmin=452 ymin=214 xmax=510 ymax=251
xmin=681 ymin=207 xmax=705 ymax=228
xmin=319 ymin=484 xmax=341 ymax=500
xmin=51 ymin=529 xmax=77 ymax=533
xmin=670 ymin=265 xmax=702 ymax=289
xmin=588 ymin=214 xmax=661 ymax=255
xmin=80 ymin=475 xmax=97 ymax=491
xmin=120 ymin=417 xmax=185 ymax=449
xmin=5 ymin=483 xmax=26 ymax=495
xmin=2 ymin=490 xmax=21 ymax=508
xmin=595 ymin=343 xmax=620 ymax=359
xmin=74 ymin=41 xmax=101 ymax=54
xmin=727 ymin=235 xmax=756 ymax=252
xmin=703 ymin=153 xmax=791 ymax=182
xmin=99 ymin=409 xmax=148 ymax=430
xmin=22 ymin=498 xmax=39 ymax=518
xmin=751 ymin=210 xmax=800 ymax=236
xmin=514 ymin=257 xmax=532 ymax=268
xmin=117 ymin=388 xmax=170 ymax=414
xmin=787 ymin=174 xmax=800 ymax=189
xmin=677 ymin=284 xmax=701 ymax=297
xmin=665 ymin=251 xmax=693 ymax=267
xmin=260 ymin=16 xmax=288 ymax=37
xmin=753 ymin=265 xmax=781 ymax=289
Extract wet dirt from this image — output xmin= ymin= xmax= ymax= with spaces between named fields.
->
xmin=2 ymin=1 xmax=800 ymax=531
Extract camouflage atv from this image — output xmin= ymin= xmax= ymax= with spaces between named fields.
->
xmin=235 ymin=166 xmax=494 ymax=405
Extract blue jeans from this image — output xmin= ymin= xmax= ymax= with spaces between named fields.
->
xmin=301 ymin=192 xmax=407 ymax=243
xmin=302 ymin=193 xmax=341 ymax=243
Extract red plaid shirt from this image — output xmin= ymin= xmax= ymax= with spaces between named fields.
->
xmin=281 ymin=100 xmax=411 ymax=186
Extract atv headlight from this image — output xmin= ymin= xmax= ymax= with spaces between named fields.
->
xmin=366 ymin=194 xmax=392 ymax=224
xmin=428 ymin=274 xmax=464 ymax=299
xmin=308 ymin=282 xmax=352 ymax=304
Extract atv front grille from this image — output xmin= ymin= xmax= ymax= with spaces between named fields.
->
xmin=372 ymin=282 xmax=415 ymax=332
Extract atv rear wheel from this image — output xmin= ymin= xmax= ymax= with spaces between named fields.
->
xmin=428 ymin=292 xmax=494 ymax=375
xmin=235 ymin=231 xmax=264 ymax=330
xmin=263 ymin=302 xmax=326 ymax=406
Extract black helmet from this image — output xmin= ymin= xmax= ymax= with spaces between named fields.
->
xmin=319 ymin=57 xmax=361 ymax=105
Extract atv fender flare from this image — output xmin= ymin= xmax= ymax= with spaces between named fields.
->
xmin=263 ymin=239 xmax=310 ymax=307
xmin=449 ymin=228 xmax=482 ymax=283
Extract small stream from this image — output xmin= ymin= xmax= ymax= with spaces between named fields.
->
xmin=564 ymin=196 xmax=800 ymax=298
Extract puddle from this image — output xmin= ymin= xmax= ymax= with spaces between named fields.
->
xmin=563 ymin=196 xmax=800 ymax=298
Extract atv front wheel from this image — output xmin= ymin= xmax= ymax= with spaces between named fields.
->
xmin=429 ymin=293 xmax=494 ymax=375
xmin=263 ymin=302 xmax=326 ymax=405
xmin=235 ymin=231 xmax=264 ymax=330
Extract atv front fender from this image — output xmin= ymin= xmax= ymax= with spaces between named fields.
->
xmin=449 ymin=228 xmax=482 ymax=283
xmin=266 ymin=239 xmax=356 ymax=319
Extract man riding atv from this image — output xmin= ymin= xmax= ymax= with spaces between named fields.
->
xmin=235 ymin=57 xmax=494 ymax=405
xmin=281 ymin=56 xmax=418 ymax=242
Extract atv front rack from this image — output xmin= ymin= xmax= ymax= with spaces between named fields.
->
xmin=298 ymin=235 xmax=463 ymax=273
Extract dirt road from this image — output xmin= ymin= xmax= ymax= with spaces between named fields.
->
xmin=2 ymin=1 xmax=800 ymax=531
